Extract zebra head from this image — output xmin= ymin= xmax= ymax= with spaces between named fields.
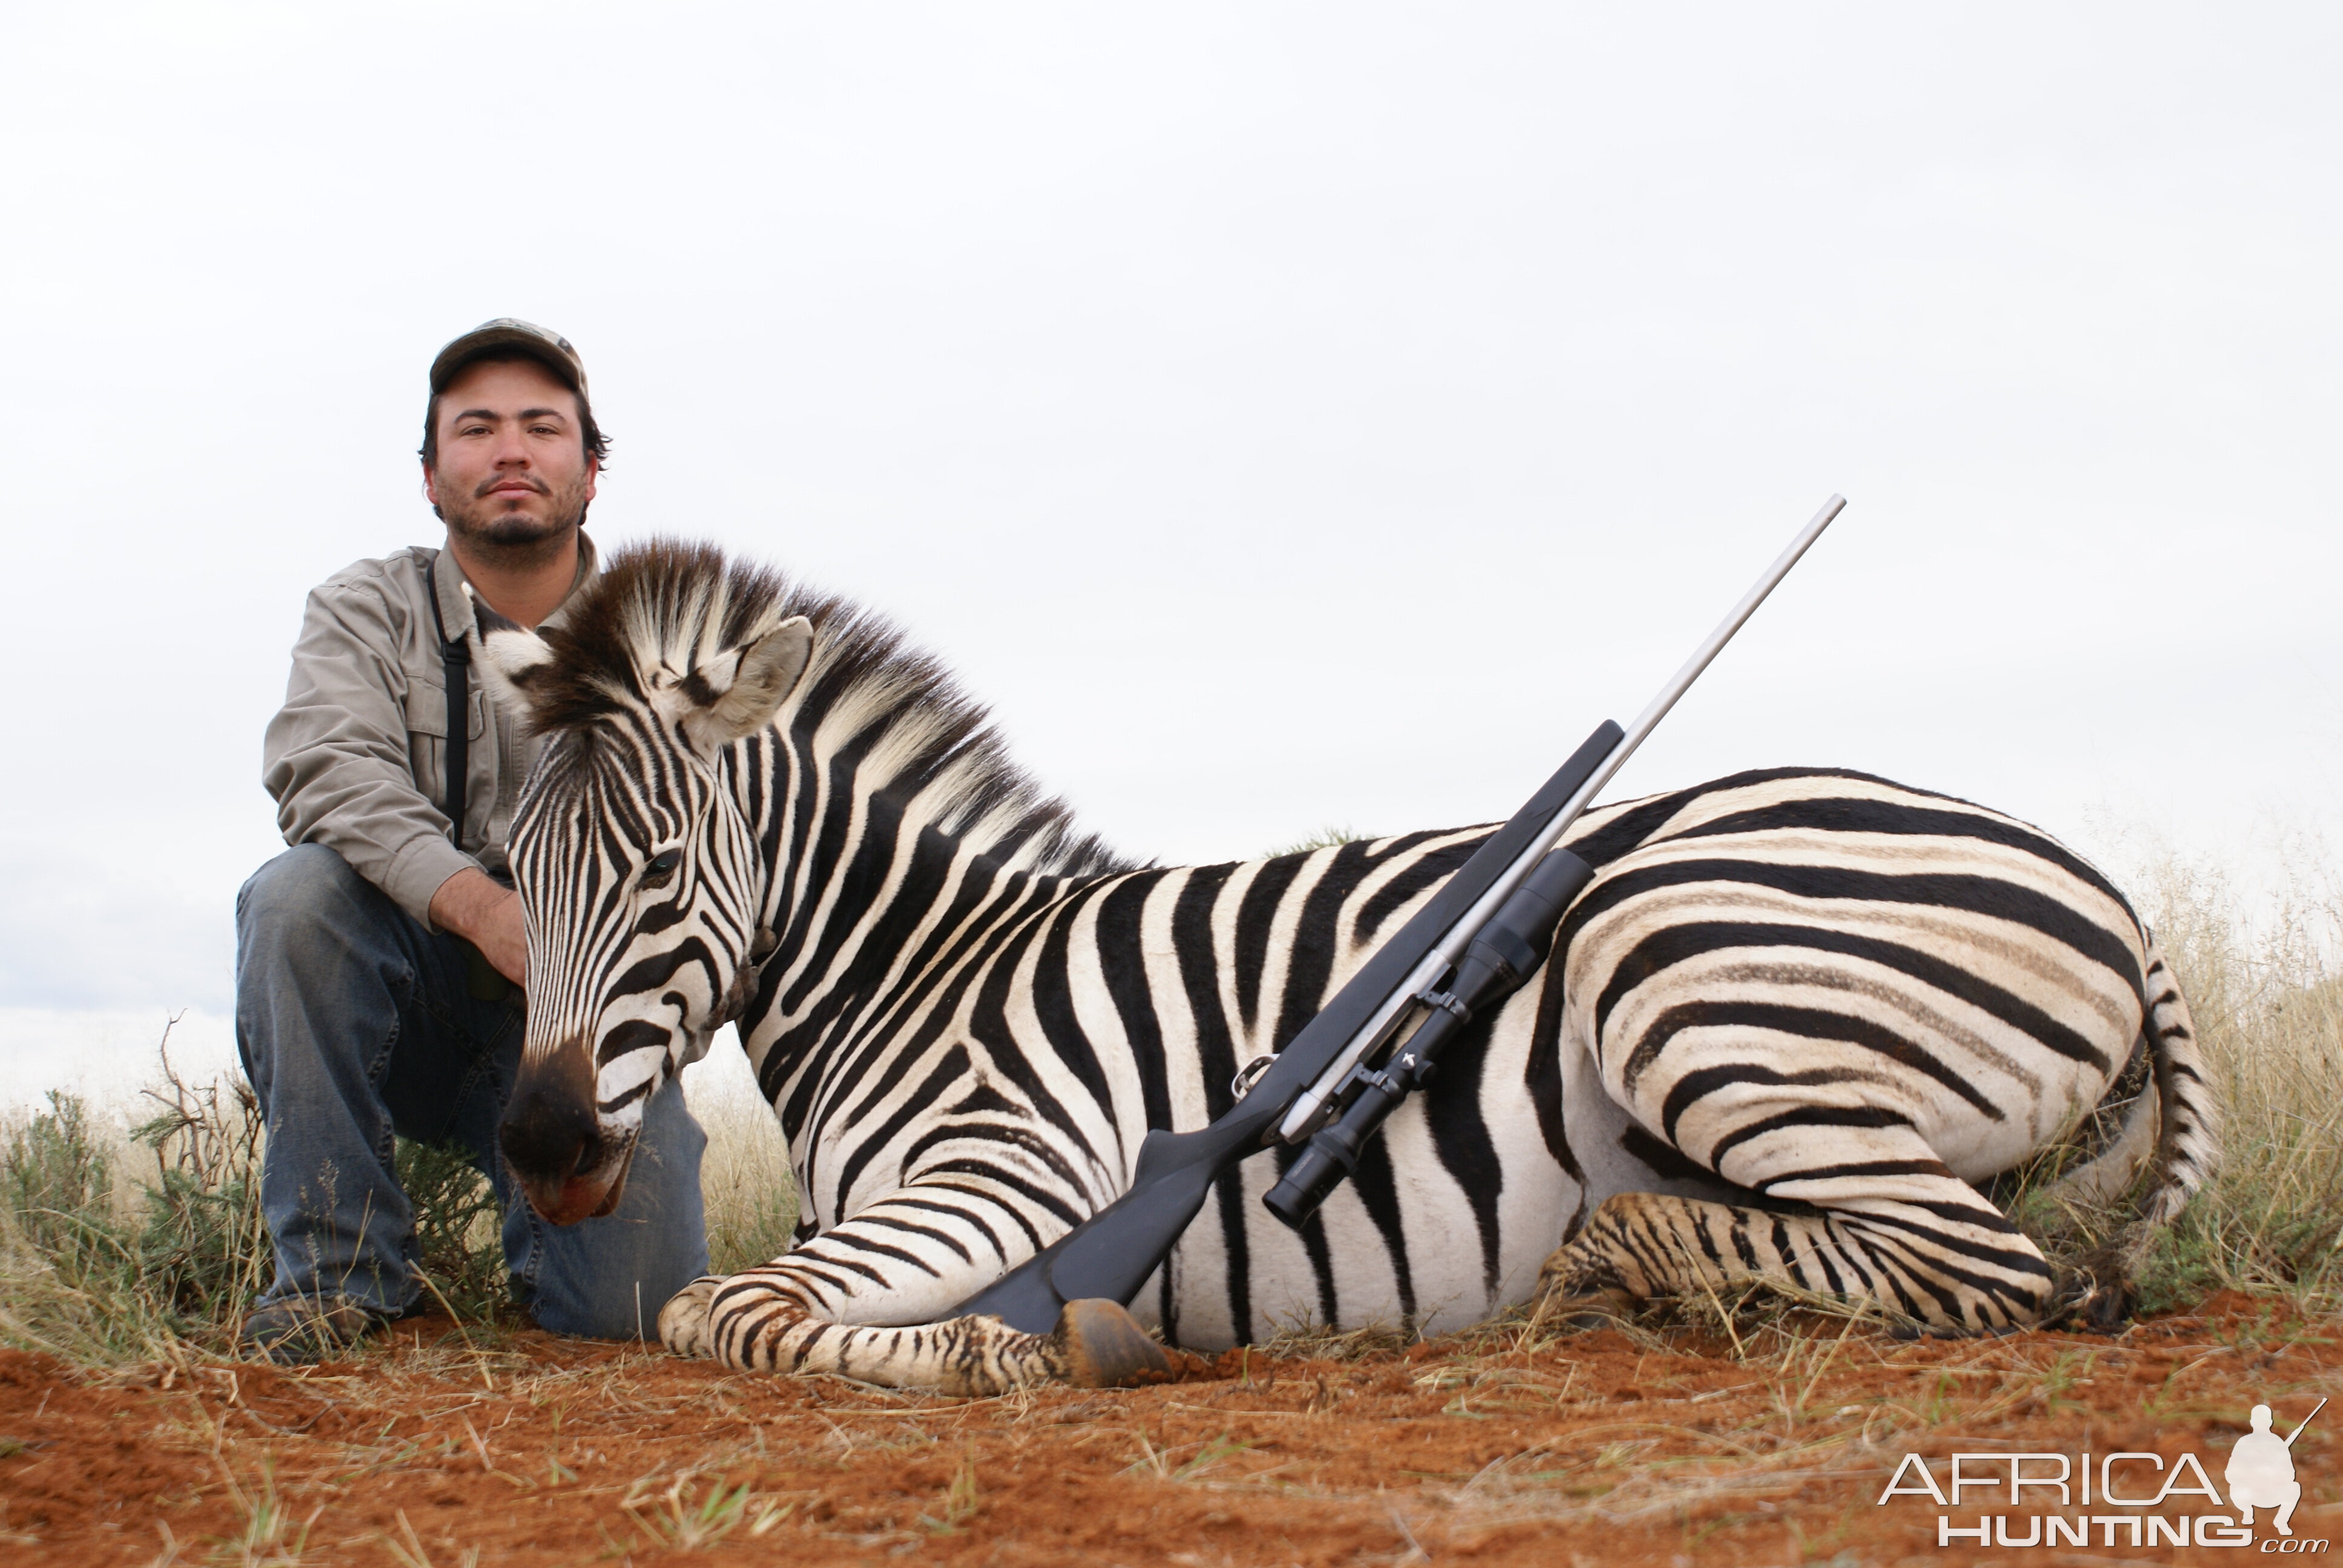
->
xmin=472 ymin=547 xmax=813 ymax=1224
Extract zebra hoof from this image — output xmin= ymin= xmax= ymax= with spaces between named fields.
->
xmin=2046 ymin=1263 xmax=2135 ymax=1334
xmin=1539 ymin=1285 xmax=1638 ymax=1332
xmin=657 ymin=1275 xmax=724 ymax=1358
xmin=1054 ymin=1298 xmax=1171 ymax=1388
xmin=1888 ymin=1321 xmax=1961 ymax=1342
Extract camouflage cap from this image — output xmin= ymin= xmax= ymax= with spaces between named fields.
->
xmin=428 ymin=318 xmax=589 ymax=397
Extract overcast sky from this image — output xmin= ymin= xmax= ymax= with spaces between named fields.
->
xmin=2 ymin=3 xmax=2336 ymax=1105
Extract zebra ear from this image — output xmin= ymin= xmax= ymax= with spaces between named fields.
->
xmin=461 ymin=588 xmax=558 ymax=712
xmin=683 ymin=616 xmax=814 ymax=750
xmin=476 ymin=623 xmax=559 ymax=711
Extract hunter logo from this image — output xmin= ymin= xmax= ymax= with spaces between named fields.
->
xmin=1876 ymin=1400 xmax=2328 ymax=1551
xmin=2232 ymin=1400 xmax=2322 ymax=1537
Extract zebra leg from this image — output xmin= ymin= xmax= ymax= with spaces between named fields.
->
xmin=1535 ymin=1125 xmax=2057 ymax=1333
xmin=654 ymin=1192 xmax=1170 ymax=1395
xmin=657 ymin=1273 xmax=1163 ymax=1394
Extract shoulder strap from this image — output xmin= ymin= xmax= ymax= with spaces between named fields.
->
xmin=423 ymin=552 xmax=470 ymax=848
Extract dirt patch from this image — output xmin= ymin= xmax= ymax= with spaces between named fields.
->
xmin=2 ymin=1295 xmax=2338 ymax=1566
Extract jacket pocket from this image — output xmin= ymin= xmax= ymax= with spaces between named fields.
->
xmin=404 ymin=681 xmax=488 ymax=828
xmin=403 ymin=681 xmax=487 ymax=740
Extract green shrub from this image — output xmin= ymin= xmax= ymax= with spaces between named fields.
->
xmin=395 ymin=1135 xmax=510 ymax=1322
xmin=2 ymin=1091 xmax=121 ymax=1273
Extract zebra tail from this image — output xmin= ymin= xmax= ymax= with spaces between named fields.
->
xmin=2135 ymin=934 xmax=2220 ymax=1230
xmin=2051 ymin=935 xmax=2222 ymax=1330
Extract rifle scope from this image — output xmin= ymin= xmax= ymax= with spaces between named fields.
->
xmin=1263 ymin=846 xmax=1596 ymax=1227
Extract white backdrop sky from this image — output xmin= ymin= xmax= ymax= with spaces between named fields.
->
xmin=2 ymin=4 xmax=2336 ymax=1105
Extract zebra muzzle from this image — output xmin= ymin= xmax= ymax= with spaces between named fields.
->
xmin=500 ymin=1036 xmax=635 ymax=1224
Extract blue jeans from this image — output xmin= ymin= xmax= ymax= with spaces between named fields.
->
xmin=234 ymin=844 xmax=709 ymax=1338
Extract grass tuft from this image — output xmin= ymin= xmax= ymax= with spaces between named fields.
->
xmin=0 ymin=1086 xmax=169 ymax=1362
xmin=2126 ymin=850 xmax=2343 ymax=1310
xmin=131 ymin=1059 xmax=272 ymax=1336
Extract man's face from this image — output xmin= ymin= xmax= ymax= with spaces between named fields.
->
xmin=424 ymin=358 xmax=598 ymax=550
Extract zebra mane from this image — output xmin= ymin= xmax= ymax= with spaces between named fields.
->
xmin=516 ymin=537 xmax=1133 ymax=879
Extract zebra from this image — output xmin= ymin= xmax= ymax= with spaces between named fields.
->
xmin=476 ymin=540 xmax=2217 ymax=1395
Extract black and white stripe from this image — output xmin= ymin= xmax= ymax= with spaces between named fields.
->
xmin=1537 ymin=767 xmax=2215 ymax=1330
xmin=480 ymin=541 xmax=2215 ymax=1390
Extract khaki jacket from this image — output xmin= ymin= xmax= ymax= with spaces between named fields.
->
xmin=262 ymin=537 xmax=598 ymax=927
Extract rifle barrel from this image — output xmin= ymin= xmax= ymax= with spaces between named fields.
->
xmin=1594 ymin=494 xmax=1843 ymax=809
xmin=1274 ymin=493 xmax=1846 ymax=1143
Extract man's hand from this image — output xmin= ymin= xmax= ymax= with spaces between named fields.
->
xmin=428 ymin=867 xmax=528 ymax=988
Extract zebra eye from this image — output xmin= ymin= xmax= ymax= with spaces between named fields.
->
xmin=641 ymin=848 xmax=683 ymax=887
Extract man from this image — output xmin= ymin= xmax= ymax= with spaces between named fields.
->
xmin=236 ymin=320 xmax=708 ymax=1363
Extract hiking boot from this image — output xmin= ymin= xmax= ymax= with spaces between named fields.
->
xmin=237 ymin=1293 xmax=386 ymax=1365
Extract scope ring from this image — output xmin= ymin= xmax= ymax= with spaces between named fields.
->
xmin=1418 ymin=987 xmax=1472 ymax=1022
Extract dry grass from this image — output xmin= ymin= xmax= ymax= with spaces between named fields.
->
xmin=2123 ymin=845 xmax=2343 ymax=1308
xmin=686 ymin=1057 xmax=798 ymax=1277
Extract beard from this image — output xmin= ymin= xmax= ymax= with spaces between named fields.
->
xmin=437 ymin=468 xmax=593 ymax=569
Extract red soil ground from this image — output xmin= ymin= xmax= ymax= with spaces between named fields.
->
xmin=2 ymin=1293 xmax=2336 ymax=1566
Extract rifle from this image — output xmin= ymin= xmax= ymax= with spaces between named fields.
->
xmin=955 ymin=495 xmax=1847 ymax=1334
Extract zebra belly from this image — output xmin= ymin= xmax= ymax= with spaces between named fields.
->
xmin=1141 ymin=1000 xmax=1581 ymax=1351
xmin=1141 ymin=1152 xmax=1578 ymax=1350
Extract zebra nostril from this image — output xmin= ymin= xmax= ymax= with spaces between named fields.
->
xmin=500 ymin=1097 xmax=592 ymax=1183
xmin=498 ymin=1036 xmax=599 ymax=1186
